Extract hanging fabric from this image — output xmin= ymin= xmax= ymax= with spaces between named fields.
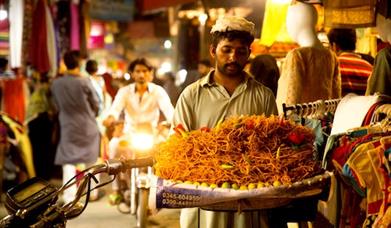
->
xmin=44 ymin=0 xmax=57 ymax=77
xmin=70 ymin=0 xmax=80 ymax=51
xmin=29 ymin=0 xmax=50 ymax=74
xmin=259 ymin=0 xmax=292 ymax=46
xmin=0 ymin=13 xmax=9 ymax=58
xmin=9 ymin=0 xmax=23 ymax=68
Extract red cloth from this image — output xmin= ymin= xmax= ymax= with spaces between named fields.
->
xmin=2 ymin=76 xmax=26 ymax=122
xmin=29 ymin=0 xmax=50 ymax=73
xmin=102 ymin=73 xmax=117 ymax=99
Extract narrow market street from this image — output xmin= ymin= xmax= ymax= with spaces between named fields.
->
xmin=66 ymin=201 xmax=180 ymax=228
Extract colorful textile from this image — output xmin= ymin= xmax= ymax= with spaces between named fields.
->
xmin=338 ymin=52 xmax=372 ymax=96
xmin=342 ymin=139 xmax=380 ymax=196
xmin=346 ymin=138 xmax=387 ymax=215
xmin=0 ymin=19 xmax=9 ymax=58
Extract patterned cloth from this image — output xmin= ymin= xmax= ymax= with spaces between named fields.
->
xmin=276 ymin=46 xmax=341 ymax=114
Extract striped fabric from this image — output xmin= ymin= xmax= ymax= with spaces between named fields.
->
xmin=0 ymin=20 xmax=9 ymax=58
xmin=338 ymin=52 xmax=373 ymax=96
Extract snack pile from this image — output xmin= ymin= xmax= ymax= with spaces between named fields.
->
xmin=154 ymin=115 xmax=321 ymax=189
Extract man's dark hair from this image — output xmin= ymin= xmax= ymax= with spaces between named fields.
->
xmin=249 ymin=54 xmax=280 ymax=97
xmin=327 ymin=28 xmax=357 ymax=51
xmin=128 ymin=58 xmax=153 ymax=72
xmin=0 ymin=58 xmax=8 ymax=71
xmin=86 ymin=59 xmax=98 ymax=74
xmin=199 ymin=59 xmax=211 ymax=67
xmin=63 ymin=50 xmax=81 ymax=70
xmin=211 ymin=30 xmax=254 ymax=48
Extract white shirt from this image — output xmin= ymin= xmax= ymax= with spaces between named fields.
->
xmin=108 ymin=82 xmax=174 ymax=133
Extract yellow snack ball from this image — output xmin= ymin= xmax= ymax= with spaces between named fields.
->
xmin=248 ymin=183 xmax=256 ymax=190
xmin=210 ymin=184 xmax=217 ymax=189
xmin=201 ymin=183 xmax=209 ymax=187
xmin=273 ymin=180 xmax=282 ymax=187
xmin=221 ymin=182 xmax=231 ymax=188
xmin=239 ymin=185 xmax=248 ymax=190
xmin=257 ymin=182 xmax=264 ymax=188
xmin=232 ymin=183 xmax=239 ymax=190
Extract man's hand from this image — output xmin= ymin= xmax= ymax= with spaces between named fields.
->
xmin=103 ymin=115 xmax=116 ymax=127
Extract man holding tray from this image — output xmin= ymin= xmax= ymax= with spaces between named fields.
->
xmin=173 ymin=15 xmax=278 ymax=228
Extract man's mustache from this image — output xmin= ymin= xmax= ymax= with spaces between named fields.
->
xmin=225 ymin=62 xmax=241 ymax=68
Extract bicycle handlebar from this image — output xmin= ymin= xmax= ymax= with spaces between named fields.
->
xmin=27 ymin=157 xmax=154 ymax=228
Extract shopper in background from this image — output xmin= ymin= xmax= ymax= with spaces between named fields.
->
xmin=366 ymin=13 xmax=391 ymax=97
xmin=197 ymin=59 xmax=212 ymax=78
xmin=86 ymin=59 xmax=112 ymax=131
xmin=51 ymin=50 xmax=101 ymax=204
xmin=276 ymin=1 xmax=341 ymax=114
xmin=327 ymin=28 xmax=373 ymax=96
xmin=249 ymin=54 xmax=280 ymax=97
xmin=174 ymin=15 xmax=277 ymax=228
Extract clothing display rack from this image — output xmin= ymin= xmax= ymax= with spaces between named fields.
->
xmin=282 ymin=98 xmax=342 ymax=119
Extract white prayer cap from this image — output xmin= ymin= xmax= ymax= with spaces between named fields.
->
xmin=210 ymin=16 xmax=255 ymax=36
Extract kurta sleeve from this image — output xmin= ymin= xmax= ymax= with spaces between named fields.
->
xmin=107 ymin=87 xmax=127 ymax=119
xmin=365 ymin=48 xmax=391 ymax=96
xmin=276 ymin=50 xmax=304 ymax=114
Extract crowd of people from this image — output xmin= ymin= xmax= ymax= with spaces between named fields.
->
xmin=0 ymin=1 xmax=390 ymax=227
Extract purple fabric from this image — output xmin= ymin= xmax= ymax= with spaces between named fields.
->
xmin=70 ymin=2 xmax=80 ymax=50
